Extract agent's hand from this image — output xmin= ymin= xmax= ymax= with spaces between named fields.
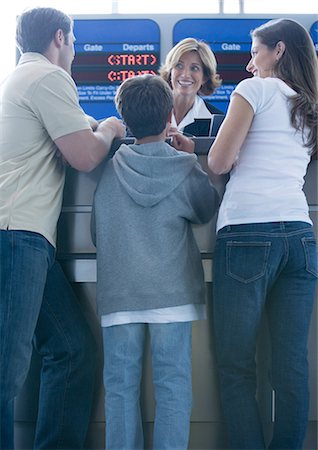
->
xmin=97 ymin=116 xmax=126 ymax=139
xmin=168 ymin=127 xmax=195 ymax=154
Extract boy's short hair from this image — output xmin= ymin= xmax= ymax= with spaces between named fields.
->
xmin=115 ymin=74 xmax=173 ymax=139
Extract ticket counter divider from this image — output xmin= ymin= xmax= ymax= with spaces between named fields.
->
xmin=15 ymin=138 xmax=317 ymax=449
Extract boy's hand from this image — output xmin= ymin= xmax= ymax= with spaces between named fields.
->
xmin=168 ymin=128 xmax=195 ymax=153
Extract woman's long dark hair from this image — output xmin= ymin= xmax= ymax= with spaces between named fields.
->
xmin=252 ymin=19 xmax=318 ymax=156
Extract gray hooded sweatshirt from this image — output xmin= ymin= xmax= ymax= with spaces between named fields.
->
xmin=92 ymin=141 xmax=219 ymax=316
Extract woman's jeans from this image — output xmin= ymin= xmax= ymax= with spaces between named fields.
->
xmin=102 ymin=322 xmax=193 ymax=450
xmin=213 ymin=221 xmax=317 ymax=450
xmin=0 ymin=230 xmax=97 ymax=449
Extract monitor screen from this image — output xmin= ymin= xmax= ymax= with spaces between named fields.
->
xmin=173 ymin=18 xmax=269 ymax=112
xmin=72 ymin=19 xmax=160 ymax=119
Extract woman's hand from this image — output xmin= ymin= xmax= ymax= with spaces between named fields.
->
xmin=168 ymin=127 xmax=195 ymax=153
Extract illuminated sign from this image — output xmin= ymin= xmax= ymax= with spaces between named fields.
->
xmin=73 ymin=52 xmax=158 ymax=83
xmin=173 ymin=19 xmax=268 ymax=112
xmin=72 ymin=19 xmax=160 ymax=119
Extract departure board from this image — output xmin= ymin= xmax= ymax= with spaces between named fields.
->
xmin=72 ymin=19 xmax=160 ymax=119
xmin=173 ymin=19 xmax=268 ymax=112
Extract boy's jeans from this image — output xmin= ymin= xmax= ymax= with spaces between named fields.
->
xmin=213 ymin=221 xmax=317 ymax=450
xmin=0 ymin=230 xmax=97 ymax=449
xmin=103 ymin=321 xmax=192 ymax=450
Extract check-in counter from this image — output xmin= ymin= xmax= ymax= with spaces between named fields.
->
xmin=15 ymin=138 xmax=317 ymax=449
xmin=57 ymin=138 xmax=225 ymax=284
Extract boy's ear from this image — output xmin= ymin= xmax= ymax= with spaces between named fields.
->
xmin=167 ymin=110 xmax=173 ymax=123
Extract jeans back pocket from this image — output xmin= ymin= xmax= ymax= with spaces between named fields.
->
xmin=226 ymin=241 xmax=271 ymax=283
xmin=302 ymin=237 xmax=318 ymax=278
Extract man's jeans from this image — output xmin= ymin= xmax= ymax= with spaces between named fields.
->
xmin=103 ymin=322 xmax=193 ymax=450
xmin=213 ymin=221 xmax=318 ymax=450
xmin=0 ymin=230 xmax=97 ymax=449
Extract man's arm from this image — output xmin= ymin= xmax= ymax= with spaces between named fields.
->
xmin=55 ymin=116 xmax=126 ymax=172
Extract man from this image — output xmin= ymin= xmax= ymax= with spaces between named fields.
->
xmin=0 ymin=7 xmax=125 ymax=449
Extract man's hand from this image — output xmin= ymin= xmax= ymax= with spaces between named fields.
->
xmin=97 ymin=116 xmax=126 ymax=140
xmin=86 ymin=114 xmax=99 ymax=131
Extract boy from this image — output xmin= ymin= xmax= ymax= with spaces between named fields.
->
xmin=91 ymin=74 xmax=219 ymax=450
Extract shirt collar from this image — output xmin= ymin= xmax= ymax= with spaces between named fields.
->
xmin=171 ymin=95 xmax=211 ymax=131
xmin=18 ymin=52 xmax=51 ymax=66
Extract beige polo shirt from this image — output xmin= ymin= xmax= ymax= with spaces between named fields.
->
xmin=0 ymin=53 xmax=91 ymax=247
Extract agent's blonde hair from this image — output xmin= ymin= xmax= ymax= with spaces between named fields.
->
xmin=159 ymin=37 xmax=222 ymax=96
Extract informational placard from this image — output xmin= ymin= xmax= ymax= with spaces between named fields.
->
xmin=72 ymin=19 xmax=160 ymax=119
xmin=173 ymin=19 xmax=269 ymax=112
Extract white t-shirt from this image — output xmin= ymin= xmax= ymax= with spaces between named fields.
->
xmin=101 ymin=303 xmax=206 ymax=327
xmin=216 ymin=76 xmax=312 ymax=232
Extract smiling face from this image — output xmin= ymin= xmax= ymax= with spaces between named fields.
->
xmin=246 ymin=37 xmax=278 ymax=78
xmin=170 ymin=51 xmax=206 ymax=100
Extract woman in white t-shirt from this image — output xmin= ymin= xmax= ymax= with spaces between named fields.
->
xmin=208 ymin=19 xmax=318 ymax=450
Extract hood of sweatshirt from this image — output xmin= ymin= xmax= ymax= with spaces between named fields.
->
xmin=112 ymin=141 xmax=197 ymax=207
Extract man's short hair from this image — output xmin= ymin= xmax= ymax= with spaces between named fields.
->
xmin=16 ymin=7 xmax=72 ymax=54
xmin=115 ymin=75 xmax=173 ymax=139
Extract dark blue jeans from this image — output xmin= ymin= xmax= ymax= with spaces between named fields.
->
xmin=212 ymin=222 xmax=317 ymax=450
xmin=0 ymin=230 xmax=97 ymax=449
